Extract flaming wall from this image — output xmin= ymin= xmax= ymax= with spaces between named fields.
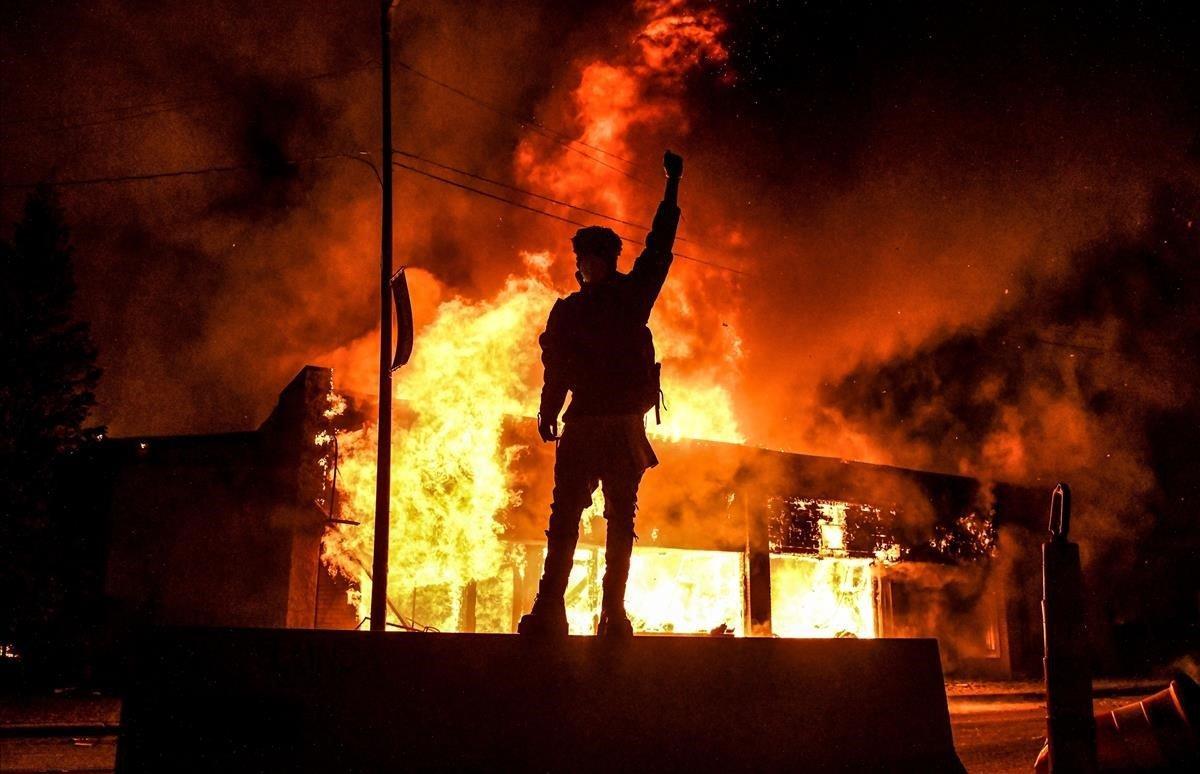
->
xmin=88 ymin=367 xmax=1033 ymax=678
xmin=322 ymin=406 xmax=1026 ymax=676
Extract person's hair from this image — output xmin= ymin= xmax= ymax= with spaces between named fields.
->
xmin=571 ymin=226 xmax=623 ymax=266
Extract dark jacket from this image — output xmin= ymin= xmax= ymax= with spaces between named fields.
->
xmin=539 ymin=199 xmax=681 ymax=422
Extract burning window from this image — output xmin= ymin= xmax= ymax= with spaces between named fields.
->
xmin=769 ymin=555 xmax=877 ymax=638
xmin=765 ymin=499 xmax=890 ymax=639
xmin=563 ymin=546 xmax=744 ymax=636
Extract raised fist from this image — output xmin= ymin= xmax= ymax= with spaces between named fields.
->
xmin=663 ymin=150 xmax=683 ymax=179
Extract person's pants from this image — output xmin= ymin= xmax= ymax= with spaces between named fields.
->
xmin=537 ymin=427 xmax=645 ymax=614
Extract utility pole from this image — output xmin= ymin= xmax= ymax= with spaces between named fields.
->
xmin=369 ymin=0 xmax=395 ymax=632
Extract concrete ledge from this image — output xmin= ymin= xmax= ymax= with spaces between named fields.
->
xmin=118 ymin=628 xmax=963 ymax=772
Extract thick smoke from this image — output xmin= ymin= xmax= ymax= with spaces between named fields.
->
xmin=821 ymin=185 xmax=1200 ymax=652
xmin=1 ymin=1 xmax=629 ymax=434
xmin=5 ymin=0 xmax=1199 ymax=656
xmin=4 ymin=0 xmax=1197 ymax=448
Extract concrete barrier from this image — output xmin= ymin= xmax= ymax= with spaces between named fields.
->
xmin=118 ymin=628 xmax=963 ymax=772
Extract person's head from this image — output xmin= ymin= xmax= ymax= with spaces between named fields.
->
xmin=571 ymin=226 xmax=622 ymax=283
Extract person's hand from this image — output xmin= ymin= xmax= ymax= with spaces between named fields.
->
xmin=663 ymin=150 xmax=683 ymax=180
xmin=537 ymin=413 xmax=559 ymax=443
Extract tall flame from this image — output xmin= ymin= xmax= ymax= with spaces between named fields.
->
xmin=323 ymin=259 xmax=557 ymax=628
xmin=322 ymin=1 xmax=747 ymax=630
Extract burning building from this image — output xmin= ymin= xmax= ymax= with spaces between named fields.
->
xmin=317 ymin=395 xmax=1038 ymax=677
xmin=82 ymin=364 xmax=1043 ymax=679
xmin=41 ymin=0 xmax=1192 ymax=687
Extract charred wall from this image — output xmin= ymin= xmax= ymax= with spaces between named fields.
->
xmin=93 ymin=367 xmax=334 ymax=649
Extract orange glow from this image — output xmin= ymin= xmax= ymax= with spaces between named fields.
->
xmin=320 ymin=0 xmax=744 ymax=630
xmin=770 ymin=555 xmax=877 ymax=639
xmin=562 ymin=545 xmax=744 ymax=635
xmin=320 ymin=226 xmax=745 ymax=627
xmin=321 ymin=261 xmax=557 ymax=629
xmin=770 ymin=502 xmax=881 ymax=639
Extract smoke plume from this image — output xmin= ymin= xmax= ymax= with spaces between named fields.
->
xmin=821 ymin=184 xmax=1200 ymax=640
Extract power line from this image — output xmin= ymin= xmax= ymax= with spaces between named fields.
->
xmin=390 ymin=159 xmax=748 ymax=276
xmin=0 ymin=151 xmax=750 ymax=276
xmin=0 ymin=61 xmax=379 ymax=139
xmin=0 ymin=153 xmax=348 ymax=189
xmin=4 ymin=57 xmax=653 ymax=198
xmin=393 ymin=59 xmax=637 ymax=166
xmin=1 ymin=102 xmax=216 ymax=139
xmin=1 ymin=92 xmax=225 ymax=130
xmin=2 ymin=60 xmax=377 ymax=126
xmin=393 ymin=146 xmax=698 ymax=246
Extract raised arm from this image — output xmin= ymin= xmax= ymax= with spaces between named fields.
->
xmin=628 ymin=150 xmax=683 ymax=319
xmin=661 ymin=150 xmax=682 ymax=213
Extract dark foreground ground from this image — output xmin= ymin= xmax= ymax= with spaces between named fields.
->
xmin=0 ymin=681 xmax=1160 ymax=773
xmin=947 ymin=689 xmax=1145 ymax=773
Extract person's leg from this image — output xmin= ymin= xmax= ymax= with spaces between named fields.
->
xmin=599 ymin=468 xmax=643 ymax=627
xmin=538 ymin=459 xmax=594 ymax=602
xmin=520 ymin=434 xmax=595 ymax=634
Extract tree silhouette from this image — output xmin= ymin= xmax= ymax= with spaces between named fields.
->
xmin=0 ymin=187 xmax=103 ymax=674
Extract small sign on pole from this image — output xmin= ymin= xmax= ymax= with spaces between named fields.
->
xmin=390 ymin=267 xmax=413 ymax=370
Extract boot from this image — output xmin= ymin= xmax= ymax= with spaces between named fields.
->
xmin=518 ymin=594 xmax=568 ymax=637
xmin=596 ymin=608 xmax=634 ymax=638
xmin=598 ymin=522 xmax=635 ymax=638
xmin=518 ymin=525 xmax=578 ymax=637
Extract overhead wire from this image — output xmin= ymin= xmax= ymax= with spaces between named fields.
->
xmin=4 ymin=55 xmax=657 ymax=204
xmin=390 ymin=159 xmax=749 ymax=276
xmin=2 ymin=102 xmax=225 ymax=139
xmin=0 ymin=60 xmax=380 ymax=139
xmin=2 ymin=93 xmax=225 ymax=130
xmin=392 ymin=59 xmax=638 ymax=166
xmin=392 ymin=146 xmax=698 ymax=246
xmin=2 ymin=60 xmax=378 ymax=126
xmin=0 ymin=149 xmax=749 ymax=276
xmin=0 ymin=152 xmax=351 ymax=190
xmin=2 ymin=56 xmax=639 ymax=183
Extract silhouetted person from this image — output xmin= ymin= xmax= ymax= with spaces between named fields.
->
xmin=519 ymin=150 xmax=683 ymax=637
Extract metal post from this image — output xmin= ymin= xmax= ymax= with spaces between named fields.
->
xmin=369 ymin=0 xmax=395 ymax=632
xmin=1042 ymin=483 xmax=1098 ymax=772
xmin=744 ymin=492 xmax=772 ymax=636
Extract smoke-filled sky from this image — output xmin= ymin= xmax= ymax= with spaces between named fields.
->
xmin=3 ymin=0 xmax=1197 ymax=468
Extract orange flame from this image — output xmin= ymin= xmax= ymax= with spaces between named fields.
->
xmin=321 ymin=2 xmax=878 ymax=638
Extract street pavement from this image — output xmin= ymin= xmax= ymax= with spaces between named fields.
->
xmin=951 ymin=695 xmax=1132 ymax=773
xmin=0 ymin=695 xmax=118 ymax=773
xmin=0 ymin=682 xmax=1165 ymax=772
